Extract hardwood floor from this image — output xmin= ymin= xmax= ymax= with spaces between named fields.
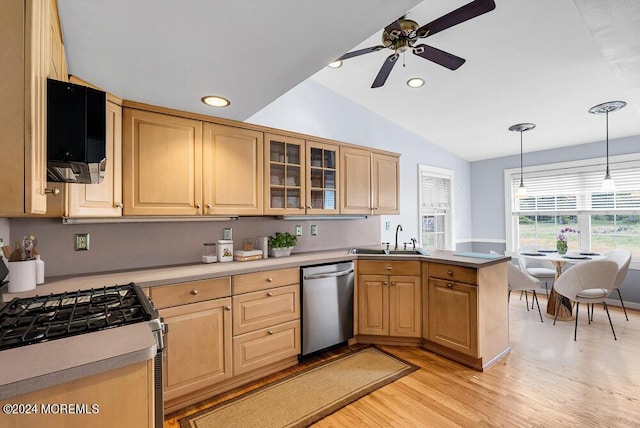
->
xmin=165 ymin=296 xmax=640 ymax=427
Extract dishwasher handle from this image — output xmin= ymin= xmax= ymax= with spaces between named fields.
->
xmin=303 ymin=268 xmax=354 ymax=280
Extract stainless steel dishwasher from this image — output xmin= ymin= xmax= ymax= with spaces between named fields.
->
xmin=301 ymin=261 xmax=354 ymax=356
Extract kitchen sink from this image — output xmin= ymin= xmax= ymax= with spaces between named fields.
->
xmin=348 ymin=248 xmax=429 ymax=256
xmin=348 ymin=248 xmax=388 ymax=255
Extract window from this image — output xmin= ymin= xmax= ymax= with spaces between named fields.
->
xmin=419 ymin=165 xmax=453 ymax=249
xmin=505 ymin=154 xmax=640 ymax=261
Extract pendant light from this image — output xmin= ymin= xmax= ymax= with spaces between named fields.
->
xmin=508 ymin=123 xmax=536 ymax=198
xmin=588 ymin=101 xmax=626 ymax=192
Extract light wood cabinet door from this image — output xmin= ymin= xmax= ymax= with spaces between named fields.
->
xmin=372 ymin=152 xmax=399 ymax=214
xmin=202 ymin=123 xmax=263 ymax=215
xmin=264 ymin=133 xmax=306 ymax=214
xmin=428 ymin=278 xmax=478 ymax=357
xmin=306 ymin=140 xmax=339 ymax=214
xmin=0 ymin=0 xmax=49 ymax=216
xmin=340 ymin=146 xmax=372 ymax=215
xmin=232 ymin=320 xmax=300 ymax=376
xmin=159 ymin=297 xmax=232 ymax=401
xmin=123 ymin=108 xmax=203 ymax=215
xmin=389 ymin=275 xmax=421 ymax=337
xmin=67 ymin=100 xmax=123 ymax=216
xmin=232 ymin=284 xmax=300 ymax=335
xmin=358 ymin=274 xmax=389 ymax=336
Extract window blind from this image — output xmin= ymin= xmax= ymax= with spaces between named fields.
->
xmin=420 ymin=174 xmax=450 ymax=213
xmin=511 ymin=159 xmax=640 ymax=215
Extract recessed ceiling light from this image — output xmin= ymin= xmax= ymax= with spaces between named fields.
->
xmin=406 ymin=78 xmax=425 ymax=88
xmin=328 ymin=60 xmax=342 ymax=68
xmin=201 ymin=95 xmax=230 ymax=107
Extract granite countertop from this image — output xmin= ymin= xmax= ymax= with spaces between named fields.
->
xmin=0 ymin=247 xmax=509 ymax=400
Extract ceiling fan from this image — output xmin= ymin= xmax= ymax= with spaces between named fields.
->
xmin=335 ymin=0 xmax=496 ymax=88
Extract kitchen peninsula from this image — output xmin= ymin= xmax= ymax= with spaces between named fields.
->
xmin=1 ymin=248 xmax=510 ymax=416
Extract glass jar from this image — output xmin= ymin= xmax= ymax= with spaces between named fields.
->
xmin=202 ymin=242 xmax=217 ymax=263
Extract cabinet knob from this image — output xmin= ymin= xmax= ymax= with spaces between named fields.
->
xmin=390 ymin=282 xmax=395 ymax=286
xmin=116 ymin=203 xmax=124 ymax=208
xmin=225 ymin=306 xmax=231 ymax=311
xmin=383 ymin=281 xmax=388 ymax=286
xmin=268 ymin=330 xmax=274 ymax=335
xmin=307 ymin=205 xmax=312 ymax=209
xmin=447 ymin=270 xmax=453 ymax=276
xmin=385 ymin=266 xmax=392 ymax=270
xmin=447 ymin=283 xmax=453 ymax=288
xmin=191 ymin=289 xmax=198 ymax=295
xmin=195 ymin=204 xmax=202 ymax=209
xmin=206 ymin=204 xmax=212 ymax=209
xmin=44 ymin=187 xmax=60 ymax=196
xmin=267 ymin=277 xmax=273 ymax=282
xmin=267 ymin=292 xmax=273 ymax=297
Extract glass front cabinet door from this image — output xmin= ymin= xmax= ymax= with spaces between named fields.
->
xmin=264 ymin=134 xmax=306 ymax=214
xmin=306 ymin=141 xmax=339 ymax=215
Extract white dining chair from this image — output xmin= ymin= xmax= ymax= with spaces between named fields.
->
xmin=507 ymin=262 xmax=544 ymax=322
xmin=517 ymin=245 xmax=556 ymax=297
xmin=552 ymin=260 xmax=619 ymax=341
xmin=603 ymin=249 xmax=632 ymax=321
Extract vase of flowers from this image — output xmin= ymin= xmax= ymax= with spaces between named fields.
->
xmin=556 ymin=227 xmax=579 ymax=255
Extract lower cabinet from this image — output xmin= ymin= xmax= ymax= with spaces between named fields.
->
xmin=232 ymin=268 xmax=301 ymax=376
xmin=357 ymin=261 xmax=421 ymax=338
xmin=149 ymin=268 xmax=301 ymax=413
xmin=428 ymin=278 xmax=478 ymax=356
xmin=150 ymin=277 xmax=232 ymax=403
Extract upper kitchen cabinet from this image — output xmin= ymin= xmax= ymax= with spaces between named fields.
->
xmin=202 ymin=123 xmax=263 ymax=216
xmin=66 ymin=97 xmax=123 ymax=217
xmin=306 ymin=140 xmax=339 ymax=215
xmin=123 ymin=104 xmax=264 ymax=216
xmin=340 ymin=147 xmax=399 ymax=215
xmin=0 ymin=0 xmax=53 ymax=216
xmin=264 ymin=134 xmax=306 ymax=215
xmin=49 ymin=0 xmax=67 ymax=82
xmin=123 ymin=108 xmax=203 ymax=216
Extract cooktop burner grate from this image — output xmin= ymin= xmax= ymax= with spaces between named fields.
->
xmin=0 ymin=283 xmax=155 ymax=351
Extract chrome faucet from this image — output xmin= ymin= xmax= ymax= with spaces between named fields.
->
xmin=394 ymin=224 xmax=403 ymax=250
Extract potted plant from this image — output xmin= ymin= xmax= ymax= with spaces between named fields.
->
xmin=268 ymin=232 xmax=297 ymax=258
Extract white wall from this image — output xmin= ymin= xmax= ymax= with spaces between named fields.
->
xmin=249 ymin=79 xmax=472 ymax=250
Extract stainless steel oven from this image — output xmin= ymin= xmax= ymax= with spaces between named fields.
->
xmin=0 ymin=283 xmax=165 ymax=427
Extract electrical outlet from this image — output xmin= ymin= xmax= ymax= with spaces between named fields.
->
xmin=75 ymin=233 xmax=90 ymax=251
xmin=385 ymin=221 xmax=391 ymax=231
xmin=223 ymin=228 xmax=232 ymax=240
xmin=295 ymin=225 xmax=302 ymax=236
xmin=311 ymin=225 xmax=317 ymax=236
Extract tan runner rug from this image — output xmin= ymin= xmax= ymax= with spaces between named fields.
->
xmin=179 ymin=346 xmax=418 ymax=428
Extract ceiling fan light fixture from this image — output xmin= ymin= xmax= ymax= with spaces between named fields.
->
xmin=406 ymin=77 xmax=425 ymax=88
xmin=328 ymin=60 xmax=342 ymax=68
xmin=508 ymin=123 xmax=535 ymax=199
xmin=201 ymin=95 xmax=230 ymax=107
xmin=588 ymin=100 xmax=626 ymax=192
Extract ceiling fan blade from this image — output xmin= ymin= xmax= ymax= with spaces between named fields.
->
xmin=337 ymin=45 xmax=386 ymax=61
xmin=384 ymin=19 xmax=403 ymax=39
xmin=412 ymin=44 xmax=465 ymax=70
xmin=416 ymin=0 xmax=496 ymax=38
xmin=371 ymin=53 xmax=399 ymax=88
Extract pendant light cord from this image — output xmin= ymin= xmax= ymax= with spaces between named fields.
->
xmin=605 ymin=111 xmax=610 ymax=176
xmin=520 ymin=131 xmax=524 ymax=186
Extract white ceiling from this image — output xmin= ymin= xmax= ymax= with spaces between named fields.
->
xmin=57 ymin=0 xmax=640 ymax=162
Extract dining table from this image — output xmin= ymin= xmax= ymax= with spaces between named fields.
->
xmin=518 ymin=250 xmax=606 ymax=320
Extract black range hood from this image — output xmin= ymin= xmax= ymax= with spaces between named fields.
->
xmin=46 ymin=78 xmax=107 ymax=184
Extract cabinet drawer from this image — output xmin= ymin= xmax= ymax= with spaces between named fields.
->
xmin=233 ymin=267 xmax=299 ymax=294
xmin=429 ymin=263 xmax=477 ymax=285
xmin=150 ymin=277 xmax=231 ymax=309
xmin=357 ymin=260 xmax=421 ymax=276
xmin=232 ymin=284 xmax=300 ymax=335
xmin=232 ymin=320 xmax=301 ymax=376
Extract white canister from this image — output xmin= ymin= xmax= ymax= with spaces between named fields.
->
xmin=217 ymin=240 xmax=234 ymax=262
xmin=8 ymin=260 xmax=37 ymax=293
xmin=256 ymin=236 xmax=268 ymax=259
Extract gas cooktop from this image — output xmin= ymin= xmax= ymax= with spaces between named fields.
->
xmin=0 ymin=283 xmax=156 ymax=351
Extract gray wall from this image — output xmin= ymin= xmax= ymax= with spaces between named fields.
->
xmin=8 ymin=216 xmax=381 ymax=277
xmin=470 ymin=135 xmax=640 ymax=305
